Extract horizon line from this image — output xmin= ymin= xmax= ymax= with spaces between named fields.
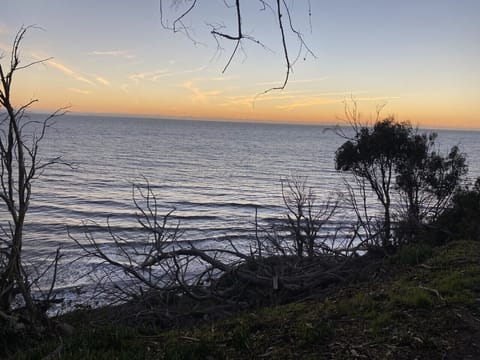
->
xmin=27 ymin=110 xmax=480 ymax=132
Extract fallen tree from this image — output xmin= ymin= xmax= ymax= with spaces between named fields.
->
xmin=71 ymin=177 xmax=368 ymax=323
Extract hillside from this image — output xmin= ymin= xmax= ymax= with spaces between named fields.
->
xmin=9 ymin=240 xmax=480 ymax=359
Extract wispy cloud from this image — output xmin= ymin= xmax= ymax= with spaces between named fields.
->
xmin=215 ymin=90 xmax=393 ymax=110
xmin=276 ymin=94 xmax=400 ymax=111
xmin=47 ymin=59 xmax=95 ymax=85
xmin=182 ymin=81 xmax=221 ymax=102
xmin=69 ymin=88 xmax=90 ymax=95
xmin=89 ymin=50 xmax=136 ymax=59
xmin=96 ymin=76 xmax=110 ymax=86
xmin=47 ymin=60 xmax=75 ymax=75
xmin=276 ymin=97 xmax=340 ymax=111
xmin=128 ymin=66 xmax=207 ymax=84
xmin=255 ymin=76 xmax=332 ymax=87
xmin=192 ymin=75 xmax=238 ymax=82
xmin=152 ymin=66 xmax=206 ymax=80
xmin=128 ymin=69 xmax=169 ymax=84
xmin=217 ymin=90 xmax=316 ymax=107
xmin=355 ymin=96 xmax=401 ymax=102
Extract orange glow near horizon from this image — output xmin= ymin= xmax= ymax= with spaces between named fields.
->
xmin=17 ymin=84 xmax=479 ymax=130
xmin=3 ymin=1 xmax=479 ymax=130
xmin=12 ymin=63 xmax=477 ymax=130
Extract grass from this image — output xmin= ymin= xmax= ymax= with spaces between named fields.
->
xmin=388 ymin=243 xmax=433 ymax=266
xmin=7 ymin=239 xmax=480 ymax=359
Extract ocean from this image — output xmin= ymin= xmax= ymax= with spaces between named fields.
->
xmin=2 ymin=114 xmax=479 ymax=308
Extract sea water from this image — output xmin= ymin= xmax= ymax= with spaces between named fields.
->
xmin=2 ymin=114 xmax=478 ymax=307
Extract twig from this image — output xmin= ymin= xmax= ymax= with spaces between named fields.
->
xmin=417 ymin=285 xmax=444 ymax=301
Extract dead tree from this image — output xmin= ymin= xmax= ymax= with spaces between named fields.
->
xmin=160 ymin=0 xmax=316 ymax=92
xmin=280 ymin=176 xmax=339 ymax=257
xmin=73 ymin=179 xmax=355 ymax=320
xmin=71 ymin=181 xmax=253 ymax=315
xmin=0 ymin=26 xmax=67 ymax=330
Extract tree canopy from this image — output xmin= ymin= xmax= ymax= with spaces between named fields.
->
xmin=335 ymin=118 xmax=467 ymax=247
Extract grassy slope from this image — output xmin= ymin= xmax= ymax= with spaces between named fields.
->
xmin=12 ymin=240 xmax=480 ymax=359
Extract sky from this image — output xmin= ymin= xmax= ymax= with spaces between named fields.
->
xmin=1 ymin=0 xmax=479 ymax=129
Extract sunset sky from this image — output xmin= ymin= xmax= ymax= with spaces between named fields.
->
xmin=1 ymin=0 xmax=479 ymax=128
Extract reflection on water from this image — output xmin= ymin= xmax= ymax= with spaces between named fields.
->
xmin=1 ymin=114 xmax=478 ymax=303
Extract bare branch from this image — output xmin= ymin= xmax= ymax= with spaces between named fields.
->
xmin=0 ymin=26 xmax=69 ymax=335
xmin=160 ymin=0 xmax=315 ymax=91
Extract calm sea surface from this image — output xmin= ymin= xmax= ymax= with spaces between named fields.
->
xmin=3 ymin=114 xmax=479 ymax=305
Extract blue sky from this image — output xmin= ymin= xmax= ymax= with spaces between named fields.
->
xmin=1 ymin=0 xmax=479 ymax=128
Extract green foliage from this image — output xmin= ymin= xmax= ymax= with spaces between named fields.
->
xmin=335 ymin=292 xmax=378 ymax=316
xmin=431 ymin=268 xmax=480 ymax=305
xmin=430 ymin=239 xmax=479 ymax=266
xmin=389 ymin=244 xmax=433 ymax=266
xmin=161 ymin=339 xmax=217 ymax=360
xmin=434 ymin=178 xmax=480 ymax=241
xmin=9 ymin=326 xmax=150 ymax=360
xmin=9 ymin=240 xmax=480 ymax=359
xmin=391 ymin=287 xmax=434 ymax=309
xmin=336 ymin=118 xmax=412 ymax=175
xmin=228 ymin=319 xmax=255 ymax=350
xmin=368 ymin=312 xmax=394 ymax=334
xmin=294 ymin=319 xmax=334 ymax=346
xmin=335 ymin=117 xmax=467 ymax=247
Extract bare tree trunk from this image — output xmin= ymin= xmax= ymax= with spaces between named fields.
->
xmin=0 ymin=26 xmax=67 ymax=330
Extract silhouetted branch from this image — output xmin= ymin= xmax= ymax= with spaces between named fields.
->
xmin=74 ymin=177 xmax=358 ymax=317
xmin=0 ymin=26 xmax=69 ymax=336
xmin=159 ymin=0 xmax=316 ymax=91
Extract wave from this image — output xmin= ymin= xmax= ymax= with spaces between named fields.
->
xmin=14 ymin=115 xmax=479 ymax=306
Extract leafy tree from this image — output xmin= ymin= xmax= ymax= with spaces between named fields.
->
xmin=335 ymin=117 xmax=467 ymax=247
xmin=335 ymin=118 xmax=410 ymax=246
xmin=396 ymin=134 xmax=467 ymax=226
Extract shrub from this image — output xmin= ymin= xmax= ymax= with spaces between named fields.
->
xmin=390 ymin=244 xmax=433 ymax=266
xmin=433 ymin=178 xmax=480 ymax=242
